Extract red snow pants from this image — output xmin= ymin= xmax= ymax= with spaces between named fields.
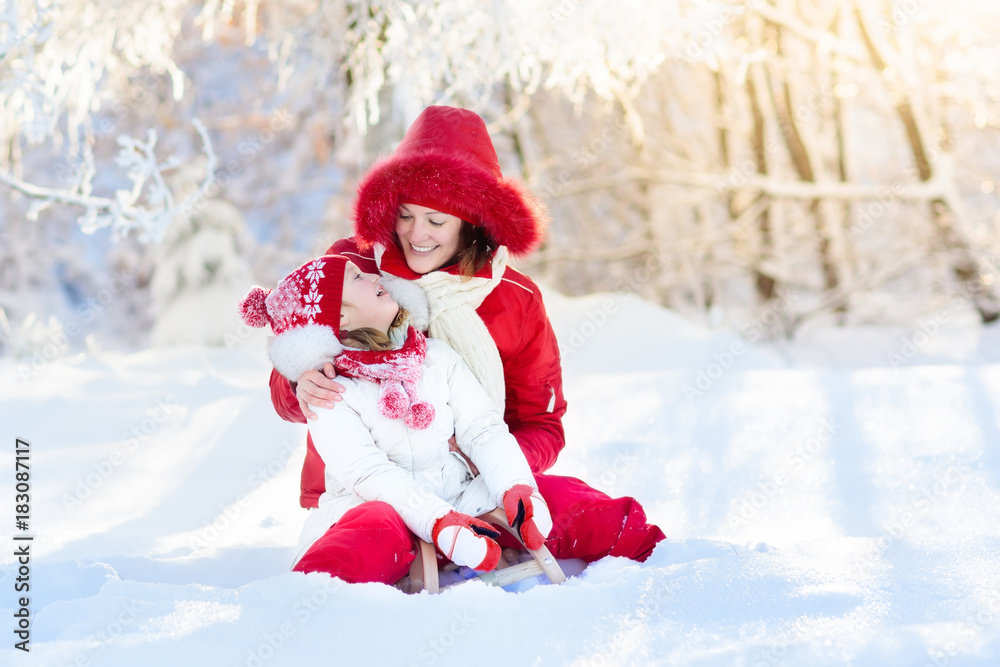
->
xmin=291 ymin=473 xmax=666 ymax=585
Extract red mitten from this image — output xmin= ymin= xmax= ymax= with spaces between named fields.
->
xmin=432 ymin=512 xmax=502 ymax=572
xmin=502 ymin=484 xmax=552 ymax=550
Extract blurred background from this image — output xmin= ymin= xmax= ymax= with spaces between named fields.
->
xmin=3 ymin=0 xmax=1000 ymax=356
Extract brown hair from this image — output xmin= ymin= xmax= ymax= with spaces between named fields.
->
xmin=456 ymin=222 xmax=494 ymax=278
xmin=339 ymin=308 xmax=410 ymax=351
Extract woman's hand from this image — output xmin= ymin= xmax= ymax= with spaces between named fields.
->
xmin=295 ymin=362 xmax=346 ymax=420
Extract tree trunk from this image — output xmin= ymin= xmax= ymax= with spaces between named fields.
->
xmin=765 ymin=22 xmax=842 ymax=304
xmin=853 ymin=2 xmax=1000 ymax=322
xmin=745 ymin=69 xmax=777 ymax=302
xmin=830 ymin=7 xmax=857 ymax=284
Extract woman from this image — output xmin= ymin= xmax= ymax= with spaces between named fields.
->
xmin=241 ymin=254 xmax=553 ymax=582
xmin=270 ymin=105 xmax=665 ymax=564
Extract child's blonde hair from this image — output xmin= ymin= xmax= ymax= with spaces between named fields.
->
xmin=339 ymin=308 xmax=411 ymax=351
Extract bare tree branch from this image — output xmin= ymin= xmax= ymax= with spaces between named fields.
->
xmin=549 ymin=166 xmax=946 ymax=202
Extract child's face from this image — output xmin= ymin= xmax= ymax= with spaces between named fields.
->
xmin=340 ymin=262 xmax=400 ymax=333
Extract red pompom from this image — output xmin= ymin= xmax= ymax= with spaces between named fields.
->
xmin=378 ymin=382 xmax=409 ymax=420
xmin=404 ymin=401 xmax=435 ymax=430
xmin=239 ymin=286 xmax=272 ymax=328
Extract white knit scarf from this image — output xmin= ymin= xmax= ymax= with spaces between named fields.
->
xmin=376 ymin=245 xmax=508 ymax=412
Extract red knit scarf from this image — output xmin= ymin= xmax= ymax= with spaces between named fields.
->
xmin=334 ymin=326 xmax=436 ymax=430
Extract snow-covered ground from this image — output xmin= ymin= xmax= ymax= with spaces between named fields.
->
xmin=2 ymin=288 xmax=1000 ymax=666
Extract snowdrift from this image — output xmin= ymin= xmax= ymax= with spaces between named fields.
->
xmin=2 ymin=289 xmax=1000 ymax=666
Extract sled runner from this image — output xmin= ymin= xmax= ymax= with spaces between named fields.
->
xmin=396 ymin=508 xmax=567 ymax=594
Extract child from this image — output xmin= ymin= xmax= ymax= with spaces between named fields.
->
xmin=240 ymin=254 xmax=553 ymax=584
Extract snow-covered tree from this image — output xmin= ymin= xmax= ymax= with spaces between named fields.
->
xmin=0 ymin=0 xmax=216 ymax=241
xmin=149 ymin=199 xmax=256 ymax=346
xmin=3 ymin=0 xmax=1000 ymax=351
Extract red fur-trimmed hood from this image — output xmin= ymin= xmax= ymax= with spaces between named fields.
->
xmin=353 ymin=106 xmax=548 ymax=259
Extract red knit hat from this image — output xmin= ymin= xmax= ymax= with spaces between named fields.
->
xmin=239 ymin=255 xmax=348 ymax=382
xmin=353 ymin=105 xmax=549 ymax=258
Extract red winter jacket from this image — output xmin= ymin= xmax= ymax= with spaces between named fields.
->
xmin=269 ymin=237 xmax=568 ymax=509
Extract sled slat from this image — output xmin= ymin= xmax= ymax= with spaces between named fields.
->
xmin=419 ymin=539 xmax=439 ymax=594
xmin=479 ymin=508 xmax=567 ymax=585
xmin=398 ymin=507 xmax=567 ymax=593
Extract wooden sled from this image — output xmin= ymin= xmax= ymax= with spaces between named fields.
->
xmin=396 ymin=508 xmax=567 ymax=594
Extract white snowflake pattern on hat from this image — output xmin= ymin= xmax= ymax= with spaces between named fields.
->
xmin=303 ymin=290 xmax=323 ymax=319
xmin=305 ymin=259 xmax=326 ymax=283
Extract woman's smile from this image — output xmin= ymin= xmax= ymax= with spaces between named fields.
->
xmin=395 ymin=203 xmax=464 ymax=274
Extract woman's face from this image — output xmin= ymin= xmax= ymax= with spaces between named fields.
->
xmin=395 ymin=203 xmax=463 ymax=274
xmin=340 ymin=262 xmax=399 ymax=332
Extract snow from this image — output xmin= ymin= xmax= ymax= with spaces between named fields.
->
xmin=3 ymin=288 xmax=1000 ymax=666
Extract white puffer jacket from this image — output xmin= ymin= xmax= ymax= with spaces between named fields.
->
xmin=293 ymin=338 xmax=537 ymax=565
